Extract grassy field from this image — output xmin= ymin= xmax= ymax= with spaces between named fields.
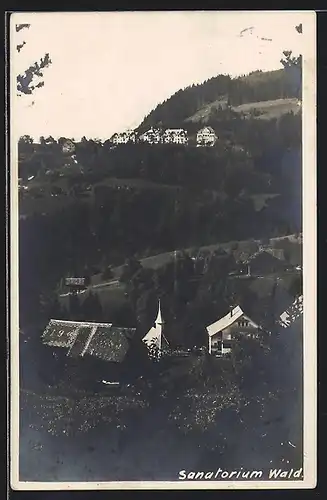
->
xmin=60 ymin=234 xmax=301 ymax=317
xmin=185 ymin=98 xmax=228 ymax=123
xmin=185 ymin=97 xmax=300 ymax=124
xmin=123 ymin=233 xmax=301 ymax=272
xmin=83 ymin=232 xmax=302 ymax=287
xmin=232 ymin=98 xmax=301 ymax=120
xmin=250 ymin=193 xmax=281 ymax=212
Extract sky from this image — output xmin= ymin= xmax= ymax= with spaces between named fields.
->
xmin=11 ymin=11 xmax=311 ymax=141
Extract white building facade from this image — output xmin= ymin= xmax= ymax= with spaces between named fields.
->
xmin=111 ymin=130 xmax=137 ymax=145
xmin=138 ymin=127 xmax=162 ymax=144
xmin=196 ymin=126 xmax=217 ymax=147
xmin=161 ymin=128 xmax=188 ymax=145
xmin=206 ymin=305 xmax=261 ymax=355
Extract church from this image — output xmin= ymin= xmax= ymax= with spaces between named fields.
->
xmin=142 ymin=300 xmax=170 ymax=359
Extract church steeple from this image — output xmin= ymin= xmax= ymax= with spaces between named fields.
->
xmin=156 ymin=299 xmax=163 ymax=327
xmin=142 ymin=299 xmax=168 ymax=358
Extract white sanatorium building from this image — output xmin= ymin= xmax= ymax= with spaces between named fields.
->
xmin=109 ymin=126 xmax=221 ymax=147
xmin=110 ymin=130 xmax=137 ymax=145
xmin=196 ymin=126 xmax=217 ymax=147
xmin=161 ymin=128 xmax=188 ymax=145
xmin=138 ymin=127 xmax=162 ymax=144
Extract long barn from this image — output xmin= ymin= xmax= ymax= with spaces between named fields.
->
xmin=41 ymin=319 xmax=137 ymax=386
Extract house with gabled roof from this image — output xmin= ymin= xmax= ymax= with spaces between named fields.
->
xmin=161 ymin=128 xmax=188 ymax=145
xmin=243 ymin=249 xmax=289 ymax=276
xmin=206 ymin=305 xmax=264 ymax=355
xmin=138 ymin=127 xmax=162 ymax=144
xmin=110 ymin=130 xmax=136 ymax=145
xmin=196 ymin=126 xmax=217 ymax=147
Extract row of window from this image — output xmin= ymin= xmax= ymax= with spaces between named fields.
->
xmin=238 ymin=320 xmax=249 ymax=327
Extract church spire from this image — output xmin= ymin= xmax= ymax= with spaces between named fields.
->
xmin=142 ymin=299 xmax=167 ymax=359
xmin=156 ymin=298 xmax=163 ymax=326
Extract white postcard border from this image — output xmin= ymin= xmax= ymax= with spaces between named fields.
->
xmin=9 ymin=10 xmax=317 ymax=490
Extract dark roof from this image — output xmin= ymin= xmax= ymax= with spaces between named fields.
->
xmin=87 ymin=325 xmax=134 ymax=362
xmin=42 ymin=319 xmax=81 ymax=348
xmin=42 ymin=319 xmax=135 ymax=363
xmin=244 ymin=249 xmax=287 ymax=267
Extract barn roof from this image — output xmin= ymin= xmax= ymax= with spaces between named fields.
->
xmin=244 ymin=249 xmax=287 ymax=266
xmin=42 ymin=319 xmax=135 ymax=363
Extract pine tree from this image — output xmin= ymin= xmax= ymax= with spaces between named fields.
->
xmin=92 ymin=292 xmax=103 ymax=321
xmin=68 ymin=292 xmax=81 ymax=320
xmin=49 ymin=296 xmax=63 ymax=319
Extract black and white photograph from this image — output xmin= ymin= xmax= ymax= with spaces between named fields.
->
xmin=9 ymin=10 xmax=316 ymax=490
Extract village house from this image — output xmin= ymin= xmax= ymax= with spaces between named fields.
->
xmin=196 ymin=126 xmax=217 ymax=147
xmin=138 ymin=127 xmax=162 ymax=144
xmin=246 ymin=249 xmax=288 ymax=276
xmin=161 ymin=128 xmax=188 ymax=145
xmin=110 ymin=130 xmax=137 ymax=145
xmin=233 ymin=246 xmax=289 ymax=276
xmin=65 ymin=277 xmax=86 ymax=287
xmin=206 ymin=306 xmax=263 ymax=356
xmin=62 ymin=276 xmax=88 ymax=294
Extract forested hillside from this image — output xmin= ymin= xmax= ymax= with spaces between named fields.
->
xmin=137 ymin=67 xmax=301 ymax=131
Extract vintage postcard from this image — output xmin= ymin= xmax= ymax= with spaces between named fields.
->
xmin=9 ymin=10 xmax=316 ymax=490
